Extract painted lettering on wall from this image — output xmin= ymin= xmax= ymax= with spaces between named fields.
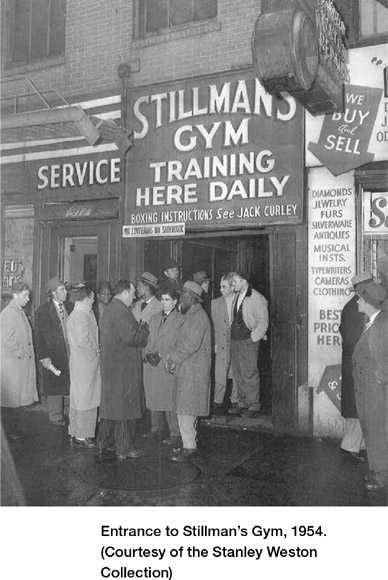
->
xmin=128 ymin=70 xmax=303 ymax=232
xmin=36 ymin=158 xmax=121 ymax=190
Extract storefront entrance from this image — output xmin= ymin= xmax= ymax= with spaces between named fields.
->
xmin=143 ymin=228 xmax=307 ymax=428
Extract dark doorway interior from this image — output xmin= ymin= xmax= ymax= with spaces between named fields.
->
xmin=144 ymin=234 xmax=272 ymax=412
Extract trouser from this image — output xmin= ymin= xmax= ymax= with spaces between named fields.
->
xmin=150 ymin=410 xmax=180 ymax=438
xmin=68 ymin=407 xmax=98 ymax=439
xmin=340 ymin=418 xmax=365 ymax=453
xmin=214 ymin=379 xmax=238 ymax=405
xmin=231 ymin=338 xmax=261 ymax=410
xmin=356 ymin=382 xmax=388 ymax=485
xmin=45 ymin=395 xmax=69 ymax=423
xmin=1 ymin=406 xmax=25 ymax=435
xmin=97 ymin=418 xmax=137 ymax=455
xmin=177 ymin=414 xmax=197 ymax=449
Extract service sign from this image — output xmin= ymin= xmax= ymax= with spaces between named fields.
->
xmin=127 ymin=69 xmax=304 ymax=233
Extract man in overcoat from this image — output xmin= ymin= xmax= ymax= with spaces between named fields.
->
xmin=229 ymin=270 xmax=269 ymax=417
xmin=1 ymin=280 xmax=38 ymax=441
xmin=353 ymin=282 xmax=387 ymax=492
xmin=165 ymin=281 xmax=211 ymax=462
xmin=97 ymin=279 xmax=149 ymax=459
xmin=339 ymin=272 xmax=375 ymax=462
xmin=132 ymin=272 xmax=163 ymax=324
xmin=34 ymin=277 xmax=72 ymax=426
xmin=211 ymin=273 xmax=237 ymax=415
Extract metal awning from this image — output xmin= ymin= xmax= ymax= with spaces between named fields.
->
xmin=1 ymin=75 xmax=132 ymax=153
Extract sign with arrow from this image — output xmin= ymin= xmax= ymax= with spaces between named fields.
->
xmin=308 ymin=85 xmax=383 ymax=176
xmin=317 ymin=364 xmax=342 ymax=412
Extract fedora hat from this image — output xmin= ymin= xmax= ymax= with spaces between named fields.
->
xmin=351 ymin=271 xmax=374 ymax=288
xmin=46 ymin=277 xmax=64 ymax=294
xmin=182 ymin=281 xmax=203 ymax=301
xmin=193 ymin=271 xmax=210 ymax=284
xmin=163 ymin=257 xmax=180 ymax=271
xmin=357 ymin=282 xmax=386 ymax=310
xmin=138 ymin=271 xmax=158 ymax=288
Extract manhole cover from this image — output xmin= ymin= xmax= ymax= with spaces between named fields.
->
xmin=80 ymin=455 xmax=201 ymax=491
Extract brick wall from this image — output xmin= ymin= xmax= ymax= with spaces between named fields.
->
xmin=1 ymin=0 xmax=264 ymax=101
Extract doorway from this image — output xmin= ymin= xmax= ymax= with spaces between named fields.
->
xmin=39 ymin=220 xmax=118 ymax=304
xmin=144 ymin=234 xmax=272 ymax=412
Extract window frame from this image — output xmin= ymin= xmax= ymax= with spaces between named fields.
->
xmin=2 ymin=0 xmax=66 ymax=70
xmin=134 ymin=0 xmax=218 ymax=40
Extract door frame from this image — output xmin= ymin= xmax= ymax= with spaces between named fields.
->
xmin=37 ymin=219 xmax=119 ymax=305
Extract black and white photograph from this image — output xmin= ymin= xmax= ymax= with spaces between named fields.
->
xmin=1 ymin=0 xmax=387 ymax=578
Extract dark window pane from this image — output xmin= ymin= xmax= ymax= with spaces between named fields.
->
xmin=171 ymin=0 xmax=193 ymax=26
xmin=12 ymin=0 xmax=31 ymax=63
xmin=30 ymin=0 xmax=49 ymax=60
xmin=50 ymin=0 xmax=66 ymax=56
xmin=194 ymin=0 xmax=217 ymax=21
xmin=145 ymin=0 xmax=169 ymax=32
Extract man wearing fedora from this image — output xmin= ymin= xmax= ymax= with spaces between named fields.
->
xmin=160 ymin=257 xmax=182 ymax=295
xmin=165 ymin=281 xmax=212 ymax=462
xmin=192 ymin=271 xmax=211 ymax=317
xmin=34 ymin=278 xmax=73 ymax=426
xmin=339 ymin=271 xmax=377 ymax=463
xmin=229 ymin=270 xmax=269 ymax=418
xmin=132 ymin=272 xmax=163 ymax=324
xmin=353 ymin=280 xmax=387 ymax=492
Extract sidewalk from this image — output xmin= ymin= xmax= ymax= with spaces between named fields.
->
xmin=1 ymin=403 xmax=386 ymax=506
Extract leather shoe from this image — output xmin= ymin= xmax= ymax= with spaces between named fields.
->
xmin=170 ymin=448 xmax=199 ymax=462
xmin=162 ymin=437 xmax=181 ymax=446
xmin=341 ymin=449 xmax=366 ymax=463
xmin=52 ymin=419 xmax=67 ymax=427
xmin=364 ymin=481 xmax=386 ymax=492
xmin=74 ymin=437 xmax=95 ymax=448
xmin=116 ymin=449 xmax=144 ymax=460
xmin=228 ymin=404 xmax=246 ymax=415
xmin=142 ymin=430 xmax=161 ymax=439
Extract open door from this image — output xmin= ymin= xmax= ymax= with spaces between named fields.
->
xmin=39 ymin=220 xmax=118 ymax=303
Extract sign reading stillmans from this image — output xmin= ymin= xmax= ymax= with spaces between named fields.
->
xmin=127 ymin=69 xmax=303 ymax=233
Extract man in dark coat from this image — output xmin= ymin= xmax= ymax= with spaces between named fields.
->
xmin=353 ymin=282 xmax=387 ymax=492
xmin=34 ymin=278 xmax=73 ymax=426
xmin=339 ymin=272 xmax=374 ymax=462
xmin=97 ymin=279 xmax=149 ymax=460
xmin=165 ymin=281 xmax=211 ymax=462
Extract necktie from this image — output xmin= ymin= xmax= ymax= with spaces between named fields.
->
xmin=161 ymin=313 xmax=168 ymax=324
xmin=141 ymin=301 xmax=147 ymax=312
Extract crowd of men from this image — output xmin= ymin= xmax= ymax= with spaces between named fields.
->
xmin=2 ymin=261 xmax=386 ymax=492
xmin=0 ymin=257 xmax=269 ymax=464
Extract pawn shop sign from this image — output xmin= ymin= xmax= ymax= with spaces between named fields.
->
xmin=308 ymin=85 xmax=383 ymax=176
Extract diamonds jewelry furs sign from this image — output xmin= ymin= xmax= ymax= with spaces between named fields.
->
xmin=126 ymin=69 xmax=304 ymax=234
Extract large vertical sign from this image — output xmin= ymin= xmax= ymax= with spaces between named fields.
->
xmin=308 ymin=167 xmax=356 ymax=436
xmin=127 ymin=69 xmax=304 ymax=234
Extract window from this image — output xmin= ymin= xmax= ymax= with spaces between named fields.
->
xmin=8 ymin=0 xmax=66 ymax=66
xmin=359 ymin=0 xmax=388 ymax=39
xmin=136 ymin=0 xmax=217 ymax=38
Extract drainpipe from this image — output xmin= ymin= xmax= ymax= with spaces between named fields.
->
xmin=117 ymin=63 xmax=133 ymax=280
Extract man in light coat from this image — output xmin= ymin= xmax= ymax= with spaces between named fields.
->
xmin=229 ymin=270 xmax=269 ymax=417
xmin=165 ymin=281 xmax=211 ymax=462
xmin=67 ymin=285 xmax=101 ymax=448
xmin=211 ymin=273 xmax=237 ymax=414
xmin=1 ymin=280 xmax=38 ymax=441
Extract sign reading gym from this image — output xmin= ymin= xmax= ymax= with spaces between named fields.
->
xmin=127 ymin=69 xmax=304 ymax=232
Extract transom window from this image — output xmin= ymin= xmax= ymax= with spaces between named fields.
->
xmin=137 ymin=0 xmax=217 ymax=38
xmin=8 ymin=0 xmax=66 ymax=66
